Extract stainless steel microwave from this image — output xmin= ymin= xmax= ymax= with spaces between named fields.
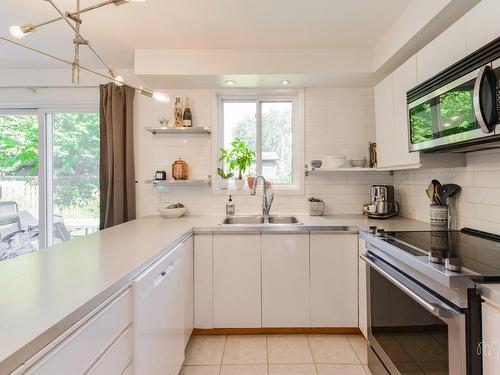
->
xmin=407 ymin=58 xmax=500 ymax=152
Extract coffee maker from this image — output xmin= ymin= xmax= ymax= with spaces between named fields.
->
xmin=368 ymin=185 xmax=399 ymax=219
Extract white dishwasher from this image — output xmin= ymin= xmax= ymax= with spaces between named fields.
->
xmin=133 ymin=244 xmax=184 ymax=375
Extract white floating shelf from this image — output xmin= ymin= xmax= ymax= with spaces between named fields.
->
xmin=145 ymin=179 xmax=211 ymax=187
xmin=306 ymin=167 xmax=384 ymax=175
xmin=144 ymin=126 xmax=211 ymax=135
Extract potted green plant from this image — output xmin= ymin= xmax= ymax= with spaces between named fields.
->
xmin=221 ymin=138 xmax=255 ymax=190
xmin=308 ymin=196 xmax=325 ymax=216
xmin=218 ymin=147 xmax=233 ymax=189
xmin=217 ymin=168 xmax=233 ymax=189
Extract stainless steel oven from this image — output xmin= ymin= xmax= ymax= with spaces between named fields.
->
xmin=362 ymin=253 xmax=467 ymax=375
xmin=408 ymin=58 xmax=500 ymax=152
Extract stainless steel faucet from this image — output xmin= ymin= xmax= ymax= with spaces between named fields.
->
xmin=250 ymin=175 xmax=274 ymax=216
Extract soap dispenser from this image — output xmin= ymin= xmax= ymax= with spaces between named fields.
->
xmin=226 ymin=195 xmax=235 ymax=216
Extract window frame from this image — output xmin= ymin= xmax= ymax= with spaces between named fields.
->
xmin=212 ymin=90 xmax=304 ymax=194
xmin=0 ymin=103 xmax=99 ymax=248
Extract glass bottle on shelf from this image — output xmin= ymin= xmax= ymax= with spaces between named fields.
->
xmin=183 ymin=97 xmax=192 ymax=127
xmin=174 ymin=97 xmax=183 ymax=127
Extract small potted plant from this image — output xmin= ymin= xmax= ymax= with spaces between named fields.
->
xmin=217 ymin=168 xmax=233 ymax=190
xmin=221 ymin=138 xmax=255 ymax=190
xmin=308 ymin=197 xmax=325 ymax=216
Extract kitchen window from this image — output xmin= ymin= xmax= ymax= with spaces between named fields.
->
xmin=0 ymin=107 xmax=99 ymax=259
xmin=216 ymin=92 xmax=304 ymax=191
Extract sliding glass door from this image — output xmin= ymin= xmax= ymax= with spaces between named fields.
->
xmin=0 ymin=108 xmax=99 ymax=259
xmin=51 ymin=112 xmax=100 ymax=243
xmin=0 ymin=110 xmax=40 ymax=258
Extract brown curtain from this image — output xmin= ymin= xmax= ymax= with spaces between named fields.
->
xmin=99 ymin=83 xmax=136 ymax=229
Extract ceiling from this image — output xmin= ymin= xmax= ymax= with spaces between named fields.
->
xmin=0 ymin=0 xmax=412 ymax=69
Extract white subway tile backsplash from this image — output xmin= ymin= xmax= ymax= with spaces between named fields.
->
xmin=135 ymin=87 xmax=382 ymax=216
xmin=137 ymin=86 xmax=500 ymax=226
xmin=473 ymin=171 xmax=500 ymax=188
xmin=394 ymin=150 xmax=500 ymax=232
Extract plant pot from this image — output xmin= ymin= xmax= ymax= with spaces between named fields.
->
xmin=309 ymin=201 xmax=325 ymax=216
xmin=235 ymin=179 xmax=244 ymax=190
xmin=220 ymin=179 xmax=229 ymax=190
xmin=430 ymin=204 xmax=448 ymax=229
xmin=247 ymin=176 xmax=255 ymax=189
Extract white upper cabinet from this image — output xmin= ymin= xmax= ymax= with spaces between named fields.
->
xmin=310 ymin=233 xmax=358 ymax=327
xmin=466 ymin=0 xmax=500 ymax=55
xmin=213 ymin=233 xmax=261 ymax=328
xmin=392 ymin=55 xmax=420 ymax=167
xmin=416 ymin=18 xmax=467 ymax=83
xmin=261 ymin=233 xmax=310 ymax=327
xmin=375 ymin=74 xmax=395 ymax=168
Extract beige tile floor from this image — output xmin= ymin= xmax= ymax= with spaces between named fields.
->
xmin=181 ymin=334 xmax=372 ymax=375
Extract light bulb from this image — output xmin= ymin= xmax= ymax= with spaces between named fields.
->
xmin=110 ymin=69 xmax=124 ymax=86
xmin=152 ymin=91 xmax=170 ymax=103
xmin=114 ymin=75 xmax=124 ymax=86
xmin=9 ymin=25 xmax=34 ymax=39
xmin=225 ymin=80 xmax=236 ymax=86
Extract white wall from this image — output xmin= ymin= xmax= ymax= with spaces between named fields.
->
xmin=134 ymin=87 xmax=390 ymax=217
xmin=394 ymin=150 xmax=500 ymax=233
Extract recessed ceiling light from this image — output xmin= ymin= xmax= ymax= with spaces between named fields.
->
xmin=225 ymin=80 xmax=236 ymax=86
xmin=281 ymin=80 xmax=290 ymax=85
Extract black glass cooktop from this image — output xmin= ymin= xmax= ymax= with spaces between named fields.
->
xmin=382 ymin=229 xmax=500 ymax=277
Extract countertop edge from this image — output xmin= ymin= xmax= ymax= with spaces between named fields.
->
xmin=0 ymin=214 xmax=431 ymax=374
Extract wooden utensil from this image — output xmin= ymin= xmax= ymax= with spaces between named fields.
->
xmin=431 ymin=179 xmax=443 ymax=205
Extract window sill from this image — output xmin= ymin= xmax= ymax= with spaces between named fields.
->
xmin=212 ymin=185 xmax=304 ymax=195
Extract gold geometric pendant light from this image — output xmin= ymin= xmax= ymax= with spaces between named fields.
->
xmin=2 ymin=0 xmax=169 ymax=102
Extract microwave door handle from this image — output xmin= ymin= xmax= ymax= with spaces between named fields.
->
xmin=360 ymin=254 xmax=462 ymax=318
xmin=473 ymin=64 xmax=495 ymax=134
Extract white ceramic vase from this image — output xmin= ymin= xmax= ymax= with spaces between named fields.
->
xmin=235 ymin=179 xmax=244 ymax=190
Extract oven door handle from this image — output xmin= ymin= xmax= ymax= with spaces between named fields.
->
xmin=360 ymin=254 xmax=461 ymax=318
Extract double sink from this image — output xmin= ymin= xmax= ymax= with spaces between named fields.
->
xmin=222 ymin=215 xmax=301 ymax=225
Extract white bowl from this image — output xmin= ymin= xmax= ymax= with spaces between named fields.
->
xmin=349 ymin=157 xmax=367 ymax=168
xmin=157 ymin=204 xmax=187 ymax=218
xmin=323 ymin=155 xmax=346 ymax=168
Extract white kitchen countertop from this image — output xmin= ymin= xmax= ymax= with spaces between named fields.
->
xmin=0 ymin=214 xmax=432 ymax=374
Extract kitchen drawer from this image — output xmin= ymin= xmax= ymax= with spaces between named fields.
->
xmin=86 ymin=327 xmax=132 ymax=375
xmin=26 ymin=289 xmax=132 ymax=375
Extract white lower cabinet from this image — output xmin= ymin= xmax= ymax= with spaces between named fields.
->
xmin=213 ymin=233 xmax=262 ymax=328
xmin=182 ymin=236 xmax=194 ymax=347
xmin=194 ymin=233 xmax=213 ymax=329
xmin=358 ymin=238 xmax=368 ymax=338
xmin=25 ymin=289 xmax=132 ymax=375
xmin=481 ymin=301 xmax=500 ymax=375
xmin=86 ymin=328 xmax=133 ymax=375
xmin=310 ymin=233 xmax=358 ymax=327
xmin=262 ymin=233 xmax=310 ymax=327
